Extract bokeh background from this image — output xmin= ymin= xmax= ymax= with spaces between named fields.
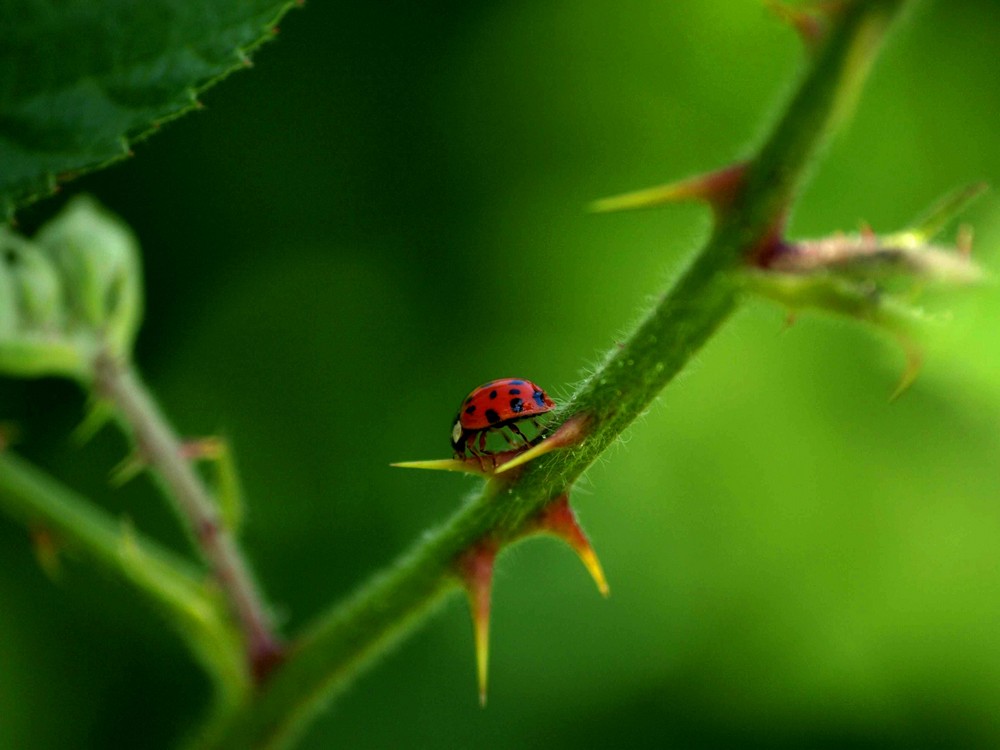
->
xmin=3 ymin=1 xmax=1000 ymax=747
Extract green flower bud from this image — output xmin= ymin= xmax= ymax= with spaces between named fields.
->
xmin=35 ymin=196 xmax=143 ymax=359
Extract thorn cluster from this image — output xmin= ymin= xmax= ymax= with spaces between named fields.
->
xmin=456 ymin=492 xmax=608 ymax=705
xmin=395 ymin=412 xmax=604 ymax=702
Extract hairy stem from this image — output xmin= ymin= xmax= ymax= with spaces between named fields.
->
xmin=93 ymin=350 xmax=282 ymax=678
xmin=207 ymin=1 xmax=907 ymax=746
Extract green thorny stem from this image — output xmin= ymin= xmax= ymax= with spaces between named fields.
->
xmin=203 ymin=2 xmax=910 ymax=748
xmin=92 ymin=350 xmax=283 ymax=682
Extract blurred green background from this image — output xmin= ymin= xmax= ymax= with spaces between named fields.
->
xmin=3 ymin=1 xmax=1000 ymax=747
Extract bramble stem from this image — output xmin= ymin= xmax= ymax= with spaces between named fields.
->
xmin=203 ymin=2 xmax=909 ymax=747
xmin=93 ymin=350 xmax=282 ymax=679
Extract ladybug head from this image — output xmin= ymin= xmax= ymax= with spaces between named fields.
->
xmin=451 ymin=417 xmax=465 ymax=455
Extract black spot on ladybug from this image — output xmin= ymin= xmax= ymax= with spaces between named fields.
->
xmin=489 ymin=390 xmax=498 ymax=399
xmin=510 ymin=380 xmax=525 ymax=385
xmin=485 ymin=408 xmax=501 ymax=424
xmin=509 ymin=397 xmax=524 ymax=413
xmin=508 ymin=388 xmax=521 ymax=395
xmin=465 ymin=405 xmax=476 ymax=414
xmin=533 ymin=390 xmax=547 ymax=407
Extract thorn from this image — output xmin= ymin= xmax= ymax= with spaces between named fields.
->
xmin=457 ymin=540 xmax=498 ymax=706
xmin=0 ymin=422 xmax=20 ymax=451
xmin=534 ymin=495 xmax=609 ymax=597
xmin=109 ymin=452 xmax=145 ymax=487
xmin=271 ymin=26 xmax=280 ymax=35
xmin=956 ymin=224 xmax=974 ymax=258
xmin=71 ymin=400 xmax=114 ymax=447
xmin=180 ymin=436 xmax=224 ymax=461
xmin=590 ymin=162 xmax=747 ymax=216
xmin=391 ymin=457 xmax=491 ymax=477
xmin=766 ymin=1 xmax=839 ymax=53
xmin=392 ymin=447 xmax=532 ymax=478
xmin=30 ymin=526 xmax=61 ymax=581
xmin=889 ymin=337 xmax=922 ymax=402
xmin=494 ymin=414 xmax=590 ymax=475
xmin=782 ymin=310 xmax=797 ymax=330
xmin=909 ymin=182 xmax=989 ymax=242
xmin=110 ymin=437 xmax=228 ymax=487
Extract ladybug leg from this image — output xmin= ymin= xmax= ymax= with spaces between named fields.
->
xmin=528 ymin=418 xmax=549 ymax=445
xmin=466 ymin=434 xmax=485 ymax=472
xmin=498 ymin=428 xmax=518 ymax=448
xmin=507 ymin=422 xmax=531 ymax=448
xmin=479 ymin=431 xmax=490 ymax=471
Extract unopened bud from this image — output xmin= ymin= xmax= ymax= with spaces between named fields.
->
xmin=34 ymin=196 xmax=143 ymax=358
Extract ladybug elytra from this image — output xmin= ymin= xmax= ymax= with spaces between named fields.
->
xmin=451 ymin=378 xmax=555 ymax=459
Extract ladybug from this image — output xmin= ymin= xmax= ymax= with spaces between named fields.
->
xmin=451 ymin=378 xmax=556 ymax=459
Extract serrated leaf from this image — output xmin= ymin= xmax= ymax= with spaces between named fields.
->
xmin=0 ymin=0 xmax=299 ymax=219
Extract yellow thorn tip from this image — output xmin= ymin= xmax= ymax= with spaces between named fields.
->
xmin=537 ymin=496 xmax=610 ymax=598
xmin=590 ymin=183 xmax=691 ymax=213
xmin=493 ymin=438 xmax=560 ymax=474
xmin=391 ymin=458 xmax=475 ymax=473
xmin=576 ymin=546 xmax=610 ymax=598
xmin=475 ymin=611 xmax=489 ymax=708
xmin=460 ymin=542 xmax=496 ymax=706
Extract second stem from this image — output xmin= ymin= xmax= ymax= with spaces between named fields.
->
xmin=93 ymin=350 xmax=282 ymax=681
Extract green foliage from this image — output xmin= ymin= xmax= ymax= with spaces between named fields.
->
xmin=0 ymin=1 xmax=998 ymax=749
xmin=206 ymin=2 xmax=937 ymax=747
xmin=0 ymin=0 xmax=298 ymax=218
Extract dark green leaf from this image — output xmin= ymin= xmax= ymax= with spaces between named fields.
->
xmin=0 ymin=0 xmax=298 ymax=218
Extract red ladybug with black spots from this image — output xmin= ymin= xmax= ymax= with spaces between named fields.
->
xmin=451 ymin=378 xmax=556 ymax=459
